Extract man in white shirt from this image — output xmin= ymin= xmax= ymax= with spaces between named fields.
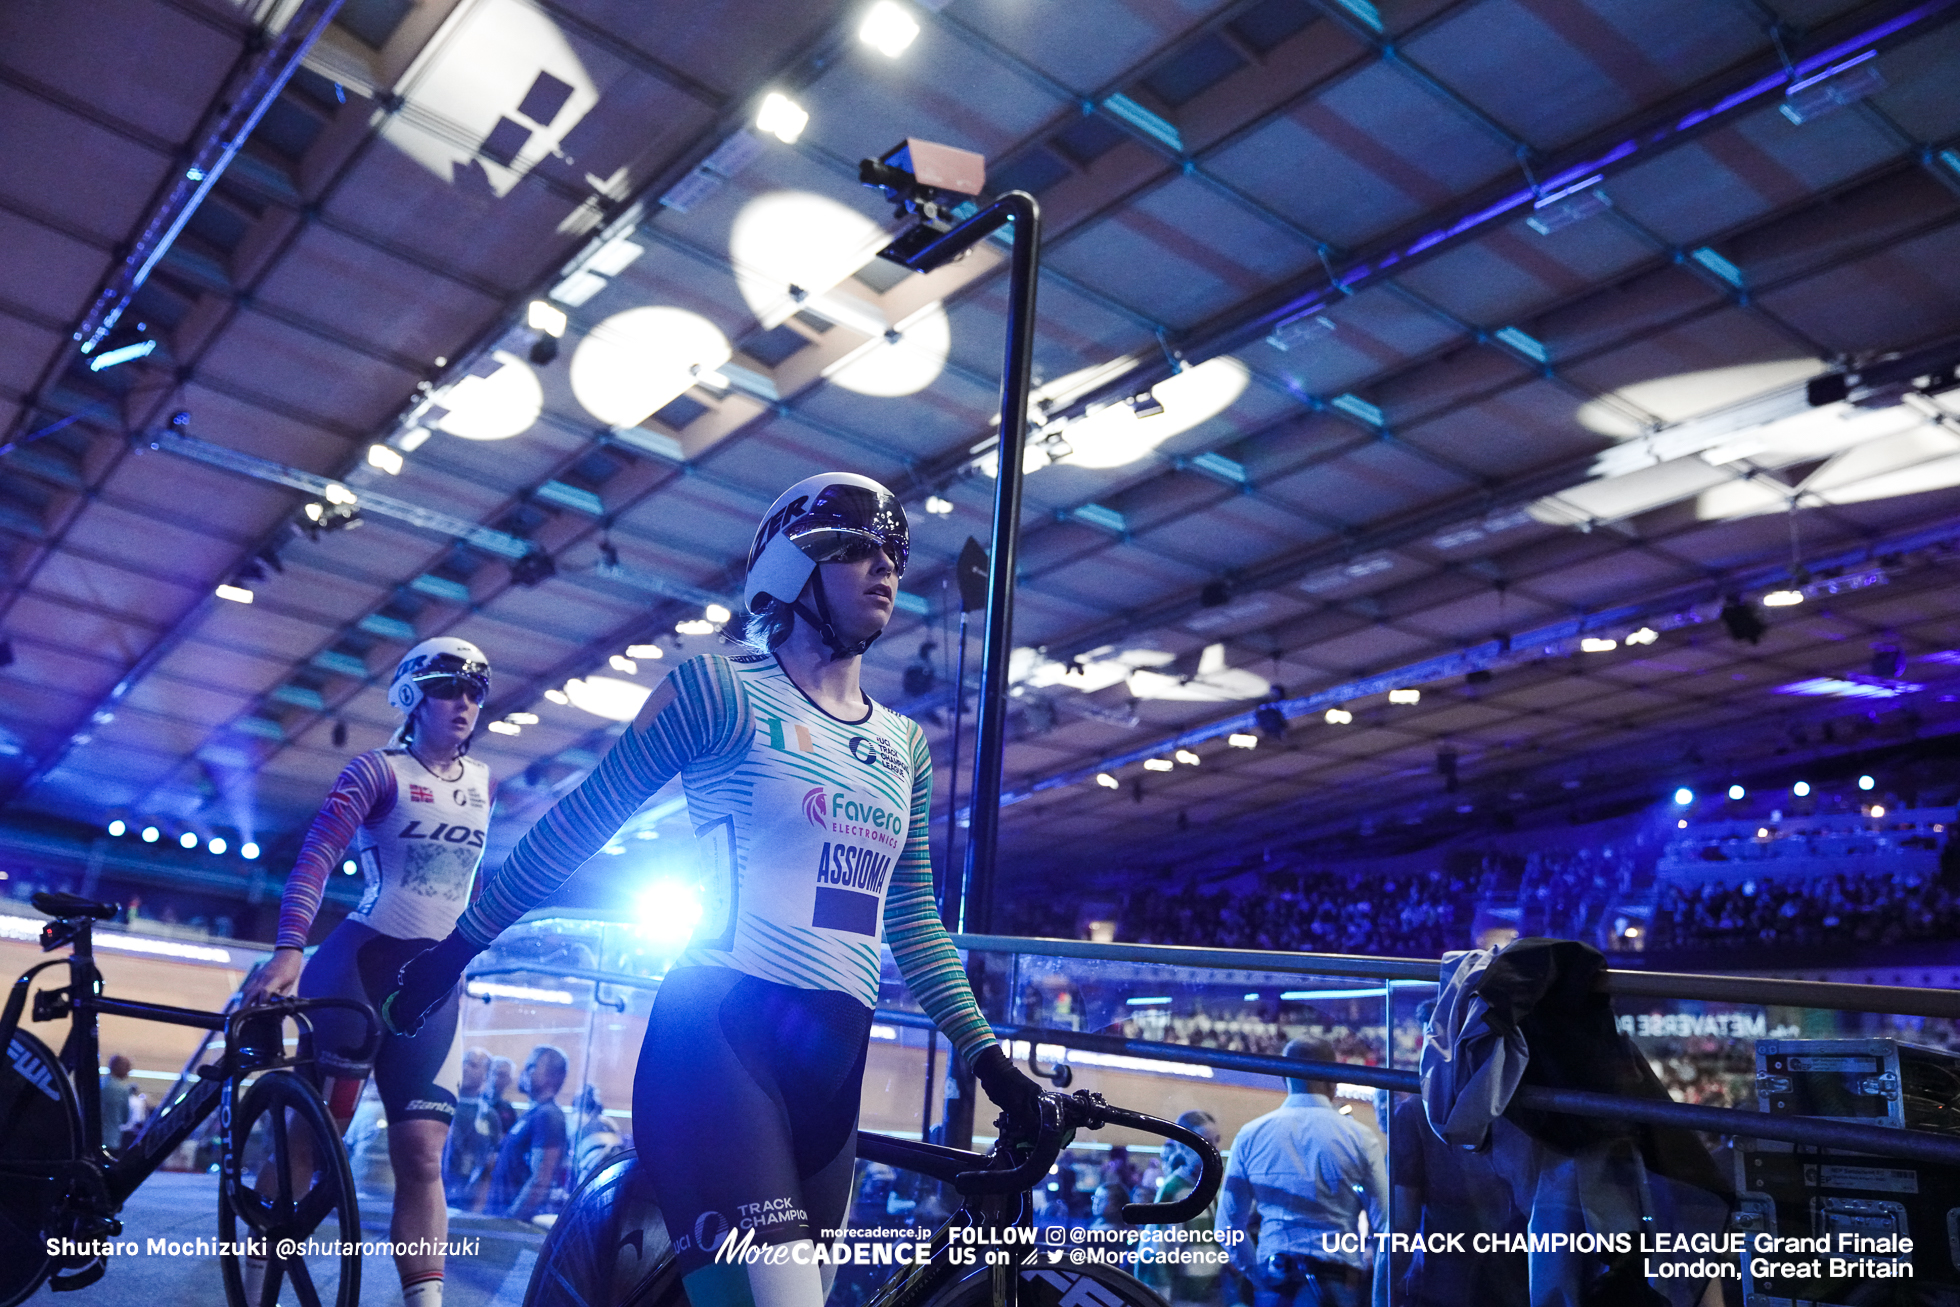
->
xmin=1217 ymin=1039 xmax=1388 ymax=1307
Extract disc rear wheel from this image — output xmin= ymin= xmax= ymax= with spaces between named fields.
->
xmin=0 ymin=1026 xmax=85 ymax=1307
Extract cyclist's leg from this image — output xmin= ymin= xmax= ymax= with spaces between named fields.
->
xmin=242 ymin=923 xmax=382 ymax=1303
xmin=782 ymin=1028 xmax=870 ymax=1300
xmin=358 ymin=932 xmax=461 ymax=1306
xmin=636 ymin=969 xmax=869 ymax=1307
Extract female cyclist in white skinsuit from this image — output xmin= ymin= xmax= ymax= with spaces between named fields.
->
xmin=381 ymin=475 xmax=1043 ymax=1307
xmin=243 ymin=637 xmax=495 ymax=1307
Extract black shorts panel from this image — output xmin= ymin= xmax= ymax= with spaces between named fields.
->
xmin=633 ymin=966 xmax=871 ymax=1276
xmin=298 ymin=920 xmax=460 ymax=1125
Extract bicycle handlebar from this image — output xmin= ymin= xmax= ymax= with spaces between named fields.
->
xmin=953 ymin=1094 xmax=1068 ymax=1196
xmin=1101 ymin=1103 xmax=1223 ymax=1226
xmin=944 ymin=1090 xmax=1225 ymax=1224
xmin=232 ymin=996 xmax=381 ymax=1063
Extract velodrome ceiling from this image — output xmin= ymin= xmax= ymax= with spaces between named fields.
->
xmin=3 ymin=0 xmax=1960 ymax=883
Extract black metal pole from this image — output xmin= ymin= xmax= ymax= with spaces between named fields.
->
xmin=960 ymin=192 xmax=1040 ymax=938
xmin=940 ymin=607 xmax=970 ymax=928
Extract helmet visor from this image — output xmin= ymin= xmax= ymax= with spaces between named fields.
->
xmin=410 ymin=653 xmax=490 ymax=704
xmin=785 ymin=484 xmax=908 ymax=578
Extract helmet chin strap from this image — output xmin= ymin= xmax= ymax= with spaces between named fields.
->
xmin=791 ymin=582 xmax=883 ymax=661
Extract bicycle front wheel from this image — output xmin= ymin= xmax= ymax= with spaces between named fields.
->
xmin=218 ymin=1070 xmax=361 ymax=1307
xmin=0 ymin=1025 xmax=85 ymax=1307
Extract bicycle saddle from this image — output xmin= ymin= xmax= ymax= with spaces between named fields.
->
xmin=32 ymin=891 xmax=119 ymax=921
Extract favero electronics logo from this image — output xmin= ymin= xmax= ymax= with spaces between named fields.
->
xmin=803 ymin=787 xmax=828 ymax=827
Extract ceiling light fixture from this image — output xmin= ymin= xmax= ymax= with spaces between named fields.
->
xmin=141 ymin=826 xmax=160 ymax=843
xmin=1673 ymin=787 xmax=1695 ymax=806
xmin=214 ymin=584 xmax=254 ymax=604
xmin=675 ymin=618 xmax=715 ymax=636
xmin=1580 ymin=637 xmax=1617 ymax=652
xmin=1096 ymin=772 xmax=1120 ymax=789
xmin=208 ymin=837 xmax=227 ymax=855
xmin=507 ymin=712 xmax=539 ymax=725
xmin=1324 ymin=707 xmax=1352 ymax=725
xmin=1871 ymin=804 xmax=1887 ymax=818
xmin=625 ymin=644 xmax=663 ymax=659
xmin=107 ymin=820 xmax=126 ymax=837
xmin=925 ymin=495 xmax=954 ymax=515
xmin=610 ymin=654 xmax=639 ymax=674
xmin=488 ymin=721 xmax=520 ymax=735
xmin=241 ymin=842 xmax=260 ymax=860
xmin=1143 ymin=758 xmax=1173 ymax=772
xmin=1762 ymin=589 xmax=1805 ymax=607
xmin=1858 ymin=774 xmax=1875 ymax=791
xmin=705 ymin=603 xmax=733 ymax=624
xmin=1174 ymin=749 xmax=1200 ymax=765
xmin=1388 ymin=689 xmax=1420 ymax=705
xmin=1793 ymin=781 xmax=1811 ymax=797
xmin=1227 ymin=733 xmax=1257 ymax=748
xmin=566 ymin=676 xmax=654 ymax=721
xmin=528 ymin=301 xmax=568 ymax=337
xmin=1728 ymin=784 xmax=1745 ymax=800
xmin=756 ymin=92 xmax=809 ymax=144
xmin=544 ymin=688 xmax=570 ymax=705
xmin=366 ymin=444 xmax=403 ymax=475
xmin=179 ymin=831 xmax=198 ymax=849
xmin=1625 ymin=627 xmax=1658 ymax=645
xmin=859 ymin=1 xmax=920 ymax=57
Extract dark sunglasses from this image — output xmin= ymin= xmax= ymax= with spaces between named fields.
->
xmin=798 ymin=531 xmax=908 ymax=578
xmin=419 ymin=674 xmax=489 ymax=704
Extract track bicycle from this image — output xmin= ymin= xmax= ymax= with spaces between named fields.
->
xmin=0 ymin=890 xmax=378 ymax=1307
xmin=522 ymin=1086 xmax=1224 ymax=1307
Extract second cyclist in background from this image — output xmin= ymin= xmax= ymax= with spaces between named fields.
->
xmin=243 ymin=637 xmax=497 ymax=1307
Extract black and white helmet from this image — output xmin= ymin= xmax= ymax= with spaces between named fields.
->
xmin=744 ymin=474 xmax=909 ymax=659
xmin=744 ymin=473 xmax=909 ymax=613
xmin=387 ymin=636 xmax=491 ymax=716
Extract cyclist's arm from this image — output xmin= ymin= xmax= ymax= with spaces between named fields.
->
xmin=882 ymin=721 xmax=996 ymax=1064
xmin=456 ymin=656 xmax=746 ymax=947
xmin=274 ymin=752 xmax=397 ymax=949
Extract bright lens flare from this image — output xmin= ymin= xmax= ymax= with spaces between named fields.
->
xmin=636 ymin=879 xmax=704 ymax=946
xmin=859 ymin=1 xmax=920 ymax=56
xmin=756 ymin=92 xmax=809 ymax=144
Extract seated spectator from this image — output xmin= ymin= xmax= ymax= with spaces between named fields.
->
xmin=487 ymin=1045 xmax=569 ymax=1222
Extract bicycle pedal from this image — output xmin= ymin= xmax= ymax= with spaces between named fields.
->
xmin=78 ymin=1214 xmax=122 ymax=1240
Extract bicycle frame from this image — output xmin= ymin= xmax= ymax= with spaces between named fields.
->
xmin=0 ymin=903 xmax=374 ymax=1216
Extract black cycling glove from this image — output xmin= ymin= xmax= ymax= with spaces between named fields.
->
xmin=971 ymin=1043 xmax=1044 ymax=1141
xmin=380 ymin=930 xmax=481 ymax=1036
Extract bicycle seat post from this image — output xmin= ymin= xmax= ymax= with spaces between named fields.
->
xmin=65 ymin=912 xmax=104 ymax=1157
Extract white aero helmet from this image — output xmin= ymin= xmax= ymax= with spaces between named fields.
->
xmin=745 ymin=473 xmax=909 ymax=658
xmin=387 ymin=636 xmax=491 ymax=716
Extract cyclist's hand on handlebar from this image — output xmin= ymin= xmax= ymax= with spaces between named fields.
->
xmin=381 ymin=931 xmax=482 ymax=1037
xmin=242 ymin=947 xmax=305 ymax=1007
xmin=971 ymin=1044 xmax=1044 ymax=1143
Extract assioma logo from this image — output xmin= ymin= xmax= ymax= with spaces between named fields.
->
xmin=802 ymin=787 xmax=827 ymax=826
